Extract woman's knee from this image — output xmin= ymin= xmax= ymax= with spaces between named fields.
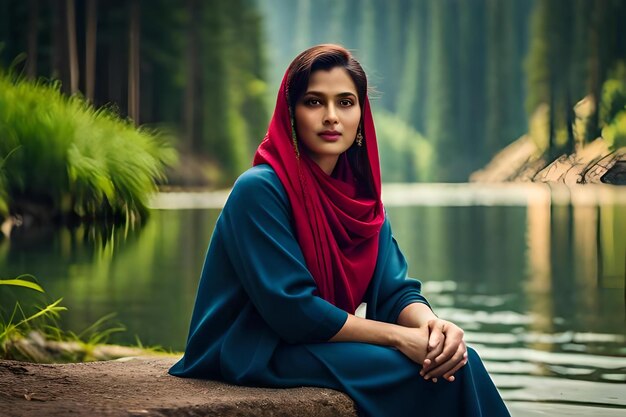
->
xmin=466 ymin=345 xmax=481 ymax=362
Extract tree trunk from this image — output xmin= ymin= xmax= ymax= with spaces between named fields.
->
xmin=128 ymin=0 xmax=141 ymax=124
xmin=66 ymin=0 xmax=79 ymax=94
xmin=85 ymin=0 xmax=98 ymax=101
xmin=50 ymin=0 xmax=64 ymax=84
xmin=183 ymin=0 xmax=199 ymax=152
xmin=26 ymin=0 xmax=39 ymax=79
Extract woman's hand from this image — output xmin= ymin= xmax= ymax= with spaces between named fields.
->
xmin=420 ymin=319 xmax=468 ymax=382
xmin=394 ymin=325 xmax=430 ymax=365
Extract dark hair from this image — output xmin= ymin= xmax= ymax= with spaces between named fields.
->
xmin=286 ymin=44 xmax=375 ymax=197
xmin=286 ymin=44 xmax=367 ymax=111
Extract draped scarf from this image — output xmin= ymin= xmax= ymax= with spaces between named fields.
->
xmin=253 ymin=71 xmax=385 ymax=314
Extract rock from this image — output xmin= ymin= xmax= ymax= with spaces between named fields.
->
xmin=595 ymin=149 xmax=626 ymax=184
xmin=533 ymin=140 xmax=626 ymax=184
xmin=0 ymin=357 xmax=357 ymax=417
xmin=471 ymin=134 xmax=626 ymax=185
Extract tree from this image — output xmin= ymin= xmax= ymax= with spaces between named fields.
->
xmin=425 ymin=0 xmax=460 ymax=181
xmin=458 ymin=0 xmax=487 ymax=169
xmin=26 ymin=0 xmax=39 ymax=78
xmin=183 ymin=0 xmax=200 ymax=152
xmin=84 ymin=0 xmax=97 ymax=102
xmin=66 ymin=0 xmax=79 ymax=94
xmin=127 ymin=0 xmax=140 ymax=124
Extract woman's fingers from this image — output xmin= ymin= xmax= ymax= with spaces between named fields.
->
xmin=424 ymin=342 xmax=467 ymax=380
xmin=420 ymin=321 xmax=444 ymax=375
xmin=423 ymin=323 xmax=459 ymax=374
xmin=443 ymin=350 xmax=469 ymax=381
xmin=427 ymin=320 xmax=445 ymax=352
xmin=433 ymin=327 xmax=463 ymax=365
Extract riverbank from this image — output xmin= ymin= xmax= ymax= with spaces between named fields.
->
xmin=470 ymin=136 xmax=626 ymax=185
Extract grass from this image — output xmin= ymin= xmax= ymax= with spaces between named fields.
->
xmin=0 ymin=66 xmax=177 ymax=225
xmin=0 ymin=274 xmax=67 ymax=361
xmin=0 ymin=274 xmax=174 ymax=363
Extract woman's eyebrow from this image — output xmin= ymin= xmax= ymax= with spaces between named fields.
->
xmin=304 ymin=91 xmax=357 ymax=98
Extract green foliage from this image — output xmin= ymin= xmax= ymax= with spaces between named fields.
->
xmin=524 ymin=0 xmax=626 ymax=158
xmin=600 ymin=79 xmax=626 ymax=127
xmin=602 ymin=111 xmax=626 ymax=150
xmin=599 ymin=62 xmax=626 ymax=128
xmin=375 ymin=110 xmax=433 ymax=182
xmin=599 ymin=61 xmax=626 ymax=150
xmin=524 ymin=0 xmax=552 ymax=115
xmin=0 ymin=274 xmax=67 ymax=360
xmin=0 ymin=71 xmax=176 ymax=222
xmin=0 ymin=145 xmax=13 ymax=218
xmin=197 ymin=0 xmax=268 ymax=181
xmin=0 ymin=275 xmax=44 ymax=292
xmin=64 ymin=313 xmax=126 ymax=347
xmin=0 ymin=274 xmax=129 ymax=363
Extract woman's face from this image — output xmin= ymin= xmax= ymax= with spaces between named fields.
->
xmin=294 ymin=67 xmax=361 ymax=174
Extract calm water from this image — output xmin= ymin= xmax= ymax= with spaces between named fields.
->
xmin=2 ymin=183 xmax=625 ymax=415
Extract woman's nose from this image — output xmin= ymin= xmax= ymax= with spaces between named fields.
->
xmin=324 ymin=104 xmax=339 ymax=124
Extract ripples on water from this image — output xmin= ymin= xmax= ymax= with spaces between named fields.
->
xmin=424 ymin=281 xmax=626 ymax=382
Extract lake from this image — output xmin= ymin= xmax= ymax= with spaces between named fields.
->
xmin=2 ymin=183 xmax=625 ymax=416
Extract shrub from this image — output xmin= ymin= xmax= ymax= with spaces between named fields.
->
xmin=602 ymin=110 xmax=626 ymax=149
xmin=599 ymin=61 xmax=626 ymax=128
xmin=0 ymin=71 xmax=177 ymax=223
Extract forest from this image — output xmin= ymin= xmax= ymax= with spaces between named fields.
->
xmin=0 ymin=0 xmax=625 ymax=223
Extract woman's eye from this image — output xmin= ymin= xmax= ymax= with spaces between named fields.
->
xmin=339 ymin=99 xmax=353 ymax=107
xmin=306 ymin=98 xmax=321 ymax=106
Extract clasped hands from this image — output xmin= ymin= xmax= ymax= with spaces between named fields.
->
xmin=421 ymin=319 xmax=467 ymax=383
xmin=396 ymin=318 xmax=467 ymax=383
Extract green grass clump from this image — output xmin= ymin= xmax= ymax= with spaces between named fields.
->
xmin=0 ymin=275 xmax=67 ymax=360
xmin=1 ymin=275 xmax=175 ymax=363
xmin=0 ymin=275 xmax=128 ymax=363
xmin=0 ymin=70 xmax=177 ymax=223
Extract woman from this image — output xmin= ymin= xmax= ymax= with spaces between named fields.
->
xmin=170 ymin=44 xmax=510 ymax=417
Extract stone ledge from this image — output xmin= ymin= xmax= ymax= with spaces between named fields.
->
xmin=0 ymin=357 xmax=357 ymax=417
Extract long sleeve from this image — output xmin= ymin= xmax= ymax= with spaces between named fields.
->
xmin=219 ymin=165 xmax=348 ymax=344
xmin=364 ymin=216 xmax=431 ymax=324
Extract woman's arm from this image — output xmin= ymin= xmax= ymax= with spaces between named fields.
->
xmin=329 ymin=313 xmax=430 ymax=365
xmin=397 ymin=301 xmax=437 ymax=327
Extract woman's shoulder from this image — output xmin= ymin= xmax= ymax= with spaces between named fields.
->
xmin=234 ymin=164 xmax=279 ymax=186
xmin=232 ymin=164 xmax=282 ymax=194
xmin=227 ymin=164 xmax=288 ymax=207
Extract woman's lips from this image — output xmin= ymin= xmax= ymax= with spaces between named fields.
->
xmin=319 ymin=131 xmax=341 ymax=141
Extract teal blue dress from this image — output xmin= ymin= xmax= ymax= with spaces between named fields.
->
xmin=169 ymin=164 xmax=510 ymax=417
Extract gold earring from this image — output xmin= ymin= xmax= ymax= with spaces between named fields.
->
xmin=288 ymin=109 xmax=300 ymax=159
xmin=356 ymin=131 xmax=363 ymax=147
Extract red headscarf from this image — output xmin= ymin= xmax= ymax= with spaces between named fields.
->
xmin=253 ymin=71 xmax=385 ymax=314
